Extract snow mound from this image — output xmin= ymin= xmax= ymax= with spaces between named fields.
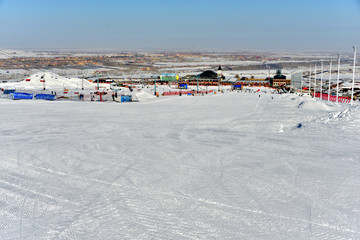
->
xmin=133 ymin=90 xmax=157 ymax=102
xmin=297 ymin=99 xmax=334 ymax=111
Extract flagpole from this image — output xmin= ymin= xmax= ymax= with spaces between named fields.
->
xmin=314 ymin=65 xmax=317 ymax=97
xmin=309 ymin=65 xmax=311 ymax=96
xmin=320 ymin=61 xmax=323 ymax=100
xmin=336 ymin=53 xmax=340 ymax=103
xmin=328 ymin=60 xmax=332 ymax=101
xmin=300 ymin=68 xmax=303 ymax=93
xmin=351 ymin=46 xmax=357 ymax=105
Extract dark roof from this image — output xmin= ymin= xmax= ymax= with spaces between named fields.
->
xmin=274 ymin=69 xmax=286 ymax=79
xmin=199 ymin=70 xmax=218 ymax=79
xmin=274 ymin=74 xmax=286 ymax=79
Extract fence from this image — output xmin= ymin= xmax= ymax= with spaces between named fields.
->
xmin=162 ymin=90 xmax=214 ymax=96
xmin=314 ymin=93 xmax=351 ymax=104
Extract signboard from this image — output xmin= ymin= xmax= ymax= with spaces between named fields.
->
xmin=35 ymin=94 xmax=56 ymax=100
xmin=11 ymin=92 xmax=33 ymax=99
xmin=3 ymin=89 xmax=15 ymax=94
xmin=160 ymin=73 xmax=179 ymax=81
xmin=314 ymin=93 xmax=351 ymax=103
xmin=179 ymin=84 xmax=187 ymax=89
xmin=121 ymin=95 xmax=132 ymax=102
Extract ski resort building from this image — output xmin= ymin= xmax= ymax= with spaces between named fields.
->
xmin=269 ymin=70 xmax=291 ymax=87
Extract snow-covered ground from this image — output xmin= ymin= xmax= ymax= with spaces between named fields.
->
xmin=1 ymin=92 xmax=360 ymax=239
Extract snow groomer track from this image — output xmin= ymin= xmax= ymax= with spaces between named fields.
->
xmin=1 ymin=92 xmax=360 ymax=239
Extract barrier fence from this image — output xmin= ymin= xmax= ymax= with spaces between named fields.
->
xmin=314 ymin=92 xmax=351 ymax=104
xmin=162 ymin=90 xmax=214 ymax=96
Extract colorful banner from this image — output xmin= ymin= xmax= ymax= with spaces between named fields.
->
xmin=314 ymin=93 xmax=351 ymax=103
xmin=162 ymin=90 xmax=214 ymax=96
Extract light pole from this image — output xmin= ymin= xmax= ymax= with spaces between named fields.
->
xmin=153 ymin=75 xmax=157 ymax=96
xmin=97 ymin=72 xmax=99 ymax=91
xmin=41 ymin=74 xmax=45 ymax=90
xmin=351 ymin=46 xmax=357 ymax=105
xmin=328 ymin=60 xmax=332 ymax=101
xmin=320 ymin=61 xmax=323 ymax=100
xmin=217 ymin=66 xmax=222 ymax=93
xmin=309 ymin=65 xmax=311 ymax=95
xmin=300 ymin=69 xmax=303 ymax=93
xmin=336 ymin=53 xmax=340 ymax=103
xmin=218 ymin=77 xmax=220 ymax=92
xmin=196 ymin=74 xmax=199 ymax=93
xmin=314 ymin=65 xmax=317 ymax=97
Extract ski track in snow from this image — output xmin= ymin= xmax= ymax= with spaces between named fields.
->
xmin=1 ymin=92 xmax=360 ymax=239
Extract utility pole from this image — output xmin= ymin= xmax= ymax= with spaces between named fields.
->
xmin=351 ymin=46 xmax=357 ymax=105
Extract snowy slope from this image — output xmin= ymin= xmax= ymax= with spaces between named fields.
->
xmin=0 ymin=72 xmax=95 ymax=91
xmin=1 ymin=93 xmax=360 ymax=239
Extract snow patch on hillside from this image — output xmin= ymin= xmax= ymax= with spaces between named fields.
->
xmin=0 ymin=72 xmax=95 ymax=90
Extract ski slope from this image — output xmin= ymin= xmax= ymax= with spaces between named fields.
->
xmin=1 ymin=92 xmax=360 ymax=239
xmin=1 ymin=72 xmax=95 ymax=91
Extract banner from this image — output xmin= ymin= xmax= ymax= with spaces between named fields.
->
xmin=314 ymin=93 xmax=350 ymax=103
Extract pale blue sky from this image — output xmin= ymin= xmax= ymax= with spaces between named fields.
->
xmin=0 ymin=0 xmax=359 ymax=51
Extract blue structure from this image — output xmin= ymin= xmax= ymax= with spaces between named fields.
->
xmin=179 ymin=84 xmax=188 ymax=89
xmin=3 ymin=89 xmax=15 ymax=94
xmin=35 ymin=94 xmax=56 ymax=100
xmin=233 ymin=84 xmax=242 ymax=90
xmin=11 ymin=92 xmax=33 ymax=99
xmin=121 ymin=95 xmax=132 ymax=102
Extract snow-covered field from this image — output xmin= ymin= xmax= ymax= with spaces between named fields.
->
xmin=1 ymin=92 xmax=360 ymax=239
